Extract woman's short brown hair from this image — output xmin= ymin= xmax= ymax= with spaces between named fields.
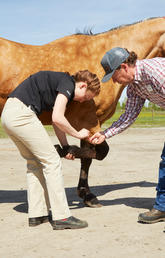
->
xmin=72 ymin=70 xmax=100 ymax=96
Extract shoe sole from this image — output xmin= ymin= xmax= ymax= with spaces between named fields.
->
xmin=138 ymin=217 xmax=165 ymax=224
xmin=53 ymin=224 xmax=88 ymax=230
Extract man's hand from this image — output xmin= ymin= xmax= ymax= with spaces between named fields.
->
xmin=89 ymin=132 xmax=105 ymax=144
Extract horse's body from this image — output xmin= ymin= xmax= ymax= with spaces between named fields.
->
xmin=1 ymin=17 xmax=165 ymax=206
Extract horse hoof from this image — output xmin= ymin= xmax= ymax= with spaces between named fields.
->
xmin=84 ymin=194 xmax=102 ymax=208
xmin=84 ymin=199 xmax=102 ymax=208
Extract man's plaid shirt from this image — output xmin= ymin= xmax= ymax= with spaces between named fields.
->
xmin=104 ymin=58 xmax=165 ymax=138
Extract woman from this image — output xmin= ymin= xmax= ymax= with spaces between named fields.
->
xmin=1 ymin=70 xmax=100 ymax=230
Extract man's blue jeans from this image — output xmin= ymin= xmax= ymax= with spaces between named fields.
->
xmin=154 ymin=143 xmax=165 ymax=211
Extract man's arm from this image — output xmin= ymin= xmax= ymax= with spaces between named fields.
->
xmin=90 ymin=87 xmax=145 ymax=144
xmin=104 ymin=92 xmax=145 ymax=138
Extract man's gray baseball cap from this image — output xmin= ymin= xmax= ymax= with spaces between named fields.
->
xmin=101 ymin=47 xmax=129 ymax=83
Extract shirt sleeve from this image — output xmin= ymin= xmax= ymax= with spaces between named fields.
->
xmin=103 ymin=85 xmax=145 ymax=138
xmin=56 ymin=76 xmax=75 ymax=102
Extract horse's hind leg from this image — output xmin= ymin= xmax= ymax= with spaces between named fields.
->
xmin=77 ymin=140 xmax=109 ymax=208
xmin=146 ymin=32 xmax=165 ymax=58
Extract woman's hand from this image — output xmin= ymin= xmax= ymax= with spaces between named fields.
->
xmin=78 ymin=128 xmax=90 ymax=139
xmin=64 ymin=153 xmax=75 ymax=160
xmin=89 ymin=132 xmax=105 ymax=144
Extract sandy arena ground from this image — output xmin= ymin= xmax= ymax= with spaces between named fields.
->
xmin=0 ymin=128 xmax=165 ymax=258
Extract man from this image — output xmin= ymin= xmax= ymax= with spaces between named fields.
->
xmin=90 ymin=47 xmax=165 ymax=224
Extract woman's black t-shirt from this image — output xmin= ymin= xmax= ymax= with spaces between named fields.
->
xmin=9 ymin=71 xmax=75 ymax=115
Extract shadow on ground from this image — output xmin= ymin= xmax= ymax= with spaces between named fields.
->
xmin=0 ymin=181 xmax=156 ymax=213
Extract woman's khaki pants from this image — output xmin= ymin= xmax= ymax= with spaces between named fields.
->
xmin=1 ymin=98 xmax=71 ymax=220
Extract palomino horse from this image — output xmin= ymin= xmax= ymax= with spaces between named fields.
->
xmin=0 ymin=17 xmax=165 ymax=207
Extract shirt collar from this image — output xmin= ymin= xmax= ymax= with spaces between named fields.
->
xmin=134 ymin=60 xmax=143 ymax=82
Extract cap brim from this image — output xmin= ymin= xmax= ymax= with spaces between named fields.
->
xmin=101 ymin=70 xmax=115 ymax=83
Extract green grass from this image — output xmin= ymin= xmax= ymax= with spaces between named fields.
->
xmin=0 ymin=110 xmax=165 ymax=138
xmin=0 ymin=123 xmax=55 ymax=138
xmin=0 ymin=122 xmax=8 ymax=138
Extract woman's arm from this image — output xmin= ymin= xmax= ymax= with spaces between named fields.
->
xmin=52 ymin=93 xmax=90 ymax=139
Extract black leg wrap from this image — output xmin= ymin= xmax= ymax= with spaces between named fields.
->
xmin=54 ymin=144 xmax=96 ymax=159
xmin=54 ymin=141 xmax=109 ymax=160
xmin=95 ymin=141 xmax=109 ymax=160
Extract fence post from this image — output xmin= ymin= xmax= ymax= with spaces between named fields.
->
xmin=152 ymin=109 xmax=154 ymax=121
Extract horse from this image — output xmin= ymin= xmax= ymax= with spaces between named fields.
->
xmin=0 ymin=17 xmax=165 ymax=207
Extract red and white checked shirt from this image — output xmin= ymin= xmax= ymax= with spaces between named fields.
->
xmin=104 ymin=58 xmax=165 ymax=138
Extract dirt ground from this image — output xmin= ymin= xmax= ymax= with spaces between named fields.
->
xmin=0 ymin=128 xmax=165 ymax=258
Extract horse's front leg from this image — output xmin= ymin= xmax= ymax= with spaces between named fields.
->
xmin=77 ymin=154 xmax=102 ymax=208
xmin=77 ymin=140 xmax=109 ymax=208
xmin=54 ymin=139 xmax=109 ymax=207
